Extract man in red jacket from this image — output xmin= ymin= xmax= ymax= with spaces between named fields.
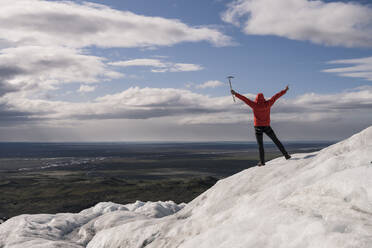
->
xmin=231 ymin=86 xmax=291 ymax=166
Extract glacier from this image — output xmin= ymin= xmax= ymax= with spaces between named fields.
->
xmin=0 ymin=126 xmax=371 ymax=248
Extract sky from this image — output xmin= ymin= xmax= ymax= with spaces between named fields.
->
xmin=0 ymin=0 xmax=371 ymax=142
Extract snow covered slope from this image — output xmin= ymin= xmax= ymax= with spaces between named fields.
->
xmin=1 ymin=126 xmax=371 ymax=248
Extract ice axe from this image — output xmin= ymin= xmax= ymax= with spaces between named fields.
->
xmin=227 ymin=76 xmax=236 ymax=102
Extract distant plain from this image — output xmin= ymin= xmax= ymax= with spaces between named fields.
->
xmin=0 ymin=142 xmax=332 ymax=220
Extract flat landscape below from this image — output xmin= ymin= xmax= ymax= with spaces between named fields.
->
xmin=0 ymin=142 xmax=331 ymax=220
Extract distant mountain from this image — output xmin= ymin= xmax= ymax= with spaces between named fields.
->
xmin=1 ymin=126 xmax=371 ymax=248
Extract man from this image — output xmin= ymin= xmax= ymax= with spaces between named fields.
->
xmin=231 ymin=86 xmax=291 ymax=166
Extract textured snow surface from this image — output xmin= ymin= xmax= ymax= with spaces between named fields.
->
xmin=1 ymin=126 xmax=371 ymax=248
xmin=0 ymin=201 xmax=185 ymax=248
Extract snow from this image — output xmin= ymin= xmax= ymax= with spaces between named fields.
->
xmin=1 ymin=126 xmax=371 ymax=248
xmin=0 ymin=201 xmax=184 ymax=248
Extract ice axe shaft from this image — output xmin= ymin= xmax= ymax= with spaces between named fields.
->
xmin=227 ymin=76 xmax=236 ymax=102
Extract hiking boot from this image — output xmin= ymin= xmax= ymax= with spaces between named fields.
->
xmin=257 ymin=162 xmax=265 ymax=166
xmin=284 ymin=154 xmax=291 ymax=160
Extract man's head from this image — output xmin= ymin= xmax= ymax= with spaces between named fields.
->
xmin=255 ymin=93 xmax=265 ymax=103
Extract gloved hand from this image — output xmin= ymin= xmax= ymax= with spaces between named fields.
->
xmin=231 ymin=89 xmax=236 ymax=95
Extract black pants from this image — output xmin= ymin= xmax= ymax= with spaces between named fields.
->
xmin=255 ymin=126 xmax=288 ymax=164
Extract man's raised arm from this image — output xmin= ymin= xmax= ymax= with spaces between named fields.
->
xmin=231 ymin=90 xmax=255 ymax=108
xmin=268 ymin=86 xmax=288 ymax=106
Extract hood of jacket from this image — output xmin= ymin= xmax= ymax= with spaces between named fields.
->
xmin=255 ymin=93 xmax=265 ymax=103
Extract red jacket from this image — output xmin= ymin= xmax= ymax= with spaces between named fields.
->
xmin=234 ymin=89 xmax=287 ymax=126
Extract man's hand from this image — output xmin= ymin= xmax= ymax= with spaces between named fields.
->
xmin=285 ymin=85 xmax=289 ymax=92
xmin=231 ymin=89 xmax=236 ymax=95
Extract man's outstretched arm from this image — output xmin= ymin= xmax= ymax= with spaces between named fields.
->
xmin=268 ymin=85 xmax=289 ymax=106
xmin=231 ymin=90 xmax=255 ymax=108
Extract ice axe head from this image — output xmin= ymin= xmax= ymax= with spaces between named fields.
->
xmin=227 ymin=76 xmax=234 ymax=85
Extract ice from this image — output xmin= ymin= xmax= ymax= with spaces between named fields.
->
xmin=0 ymin=201 xmax=184 ymax=248
xmin=1 ymin=126 xmax=371 ymax=248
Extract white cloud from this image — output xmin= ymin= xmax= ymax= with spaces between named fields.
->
xmin=109 ymin=59 xmax=203 ymax=73
xmin=323 ymin=56 xmax=372 ymax=81
xmin=78 ymin=85 xmax=96 ymax=93
xmin=196 ymin=80 xmax=224 ymax=89
xmin=0 ymin=0 xmax=232 ymax=48
xmin=185 ymin=82 xmax=195 ymax=88
xmin=1 ymin=86 xmax=371 ymax=140
xmin=174 ymin=86 xmax=372 ymax=125
xmin=0 ymin=46 xmax=123 ymax=95
xmin=222 ymin=0 xmax=372 ymax=47
xmin=2 ymin=86 xmax=371 ymax=124
xmin=109 ymin=59 xmax=166 ymax=68
xmin=0 ymin=0 xmax=231 ymax=102
xmin=167 ymin=63 xmax=203 ymax=72
xmin=0 ymin=87 xmax=237 ymax=123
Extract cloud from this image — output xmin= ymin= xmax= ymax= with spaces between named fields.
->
xmin=196 ymin=80 xmax=224 ymax=89
xmin=78 ymin=85 xmax=96 ymax=93
xmin=0 ymin=65 xmax=25 ymax=96
xmin=186 ymin=80 xmax=226 ymax=90
xmin=109 ymin=59 xmax=203 ymax=73
xmin=0 ymin=0 xmax=234 ymax=133
xmin=323 ymin=56 xmax=372 ymax=81
xmin=0 ymin=46 xmax=123 ymax=95
xmin=0 ymin=0 xmax=232 ymax=48
xmin=0 ymin=103 xmax=36 ymax=125
xmin=0 ymin=81 xmax=18 ymax=96
xmin=2 ymin=86 xmax=371 ymax=125
xmin=1 ymin=87 xmax=235 ymax=123
xmin=1 ymin=86 xmax=371 ymax=141
xmin=178 ymin=86 xmax=372 ymax=124
xmin=0 ymin=0 xmax=230 ymax=100
xmin=109 ymin=59 xmax=166 ymax=68
xmin=165 ymin=63 xmax=203 ymax=73
xmin=222 ymin=0 xmax=372 ymax=47
xmin=80 ymin=87 xmax=226 ymax=119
